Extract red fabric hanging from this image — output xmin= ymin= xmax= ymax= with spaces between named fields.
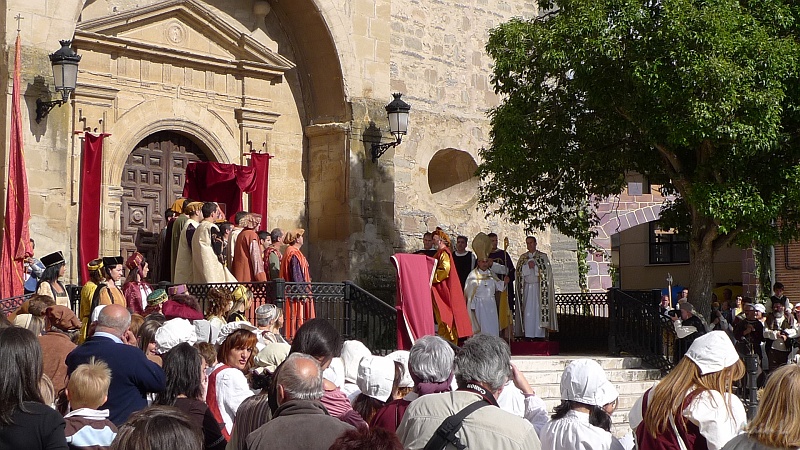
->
xmin=78 ymin=133 xmax=108 ymax=284
xmin=183 ymin=162 xmax=257 ymax=222
xmin=1 ymin=35 xmax=32 ymax=298
xmin=248 ymin=153 xmax=271 ymax=231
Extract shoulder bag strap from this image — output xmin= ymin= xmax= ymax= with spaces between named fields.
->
xmin=423 ymin=400 xmax=489 ymax=450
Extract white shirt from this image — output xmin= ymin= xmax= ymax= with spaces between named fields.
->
xmin=210 ymin=364 xmax=254 ymax=435
xmin=497 ymin=380 xmax=549 ymax=434
xmin=540 ymin=410 xmax=624 ymax=450
xmin=629 ymin=389 xmax=746 ymax=450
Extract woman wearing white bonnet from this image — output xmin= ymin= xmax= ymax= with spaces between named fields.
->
xmin=539 ymin=359 xmax=624 ymax=450
xmin=630 ymin=330 xmax=746 ymax=450
xmin=340 ymin=339 xmax=371 ymax=402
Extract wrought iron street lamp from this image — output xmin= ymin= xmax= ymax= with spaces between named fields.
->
xmin=36 ymin=40 xmax=81 ymax=123
xmin=371 ymin=93 xmax=411 ymax=162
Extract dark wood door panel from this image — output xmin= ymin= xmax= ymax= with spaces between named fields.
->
xmin=120 ymin=131 xmax=208 ymax=282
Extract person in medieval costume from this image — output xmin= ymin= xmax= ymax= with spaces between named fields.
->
xmin=90 ymin=256 xmax=127 ymax=318
xmin=514 ymin=235 xmax=558 ymax=339
xmin=279 ymin=229 xmax=316 ymax=341
xmin=430 ymin=227 xmax=473 ymax=344
xmin=232 ymin=213 xmax=267 ymax=282
xmin=192 ymin=202 xmax=237 ymax=283
xmin=464 ymin=233 xmax=508 ymax=337
xmin=173 ymin=201 xmax=203 ymax=284
xmin=488 ymin=233 xmax=516 ymax=337
xmin=168 ymin=198 xmax=190 ymax=281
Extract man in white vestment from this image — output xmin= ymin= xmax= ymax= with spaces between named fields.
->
xmin=173 ymin=202 xmax=203 ymax=284
xmin=192 ymin=202 xmax=236 ymax=283
xmin=514 ymin=236 xmax=558 ymax=339
xmin=464 ymin=233 xmax=509 ymax=336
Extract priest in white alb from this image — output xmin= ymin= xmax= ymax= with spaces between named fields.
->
xmin=514 ymin=235 xmax=559 ymax=339
xmin=464 ymin=233 xmax=509 ymax=337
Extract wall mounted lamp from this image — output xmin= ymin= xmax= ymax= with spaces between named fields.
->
xmin=36 ymin=40 xmax=81 ymax=123
xmin=371 ymin=93 xmax=411 ymax=162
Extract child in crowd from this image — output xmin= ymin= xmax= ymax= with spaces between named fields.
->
xmin=64 ymin=359 xmax=118 ymax=450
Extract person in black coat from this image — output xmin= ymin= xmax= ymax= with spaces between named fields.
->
xmin=66 ymin=304 xmax=166 ymax=426
xmin=671 ymin=302 xmax=708 ymax=362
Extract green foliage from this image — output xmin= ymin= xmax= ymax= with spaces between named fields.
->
xmin=481 ymin=0 xmax=800 ymax=252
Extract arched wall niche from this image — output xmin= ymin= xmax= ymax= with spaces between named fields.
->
xmin=427 ymin=148 xmax=479 ymax=205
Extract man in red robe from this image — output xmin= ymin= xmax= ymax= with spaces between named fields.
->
xmin=232 ymin=213 xmax=267 ymax=282
xmin=279 ymin=229 xmax=315 ymax=341
xmin=430 ymin=228 xmax=473 ymax=344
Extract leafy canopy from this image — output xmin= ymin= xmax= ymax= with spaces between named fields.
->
xmin=481 ymin=0 xmax=800 ymax=249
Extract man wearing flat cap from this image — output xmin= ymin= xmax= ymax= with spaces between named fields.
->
xmin=40 ymin=305 xmax=82 ymax=394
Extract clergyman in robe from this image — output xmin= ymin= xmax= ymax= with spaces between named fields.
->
xmin=514 ymin=235 xmax=558 ymax=339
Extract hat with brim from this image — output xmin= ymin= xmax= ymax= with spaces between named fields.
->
xmin=45 ymin=305 xmax=81 ymax=331
xmin=101 ymin=256 xmax=124 ymax=268
xmin=215 ymin=321 xmax=258 ymax=346
xmin=357 ymin=355 xmax=396 ymax=403
xmin=155 ymin=318 xmax=198 ymax=354
xmin=41 ymin=251 xmax=65 ymax=268
xmin=686 ymin=330 xmax=740 ymax=375
xmin=561 ymin=359 xmax=619 ymax=407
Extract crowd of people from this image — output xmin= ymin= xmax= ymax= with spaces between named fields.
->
xmin=9 ymin=202 xmax=800 ymax=449
xmin=665 ymin=282 xmax=800 ymax=388
xmin=4 ymin=299 xmax=800 ymax=450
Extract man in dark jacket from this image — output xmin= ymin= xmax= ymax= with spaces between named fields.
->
xmin=671 ymin=302 xmax=707 ymax=362
xmin=66 ymin=304 xmax=165 ymax=425
xmin=246 ymin=353 xmax=353 ymax=450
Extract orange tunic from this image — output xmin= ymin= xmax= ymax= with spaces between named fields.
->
xmin=232 ymin=229 xmax=267 ymax=282
xmin=432 ymin=246 xmax=473 ymax=343
xmin=279 ymin=246 xmax=315 ymax=341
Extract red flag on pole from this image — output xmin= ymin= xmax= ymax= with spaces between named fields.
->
xmin=1 ymin=34 xmax=33 ymax=298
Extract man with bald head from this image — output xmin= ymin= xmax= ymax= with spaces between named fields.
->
xmin=246 ymin=353 xmax=354 ymax=450
xmin=66 ymin=304 xmax=165 ymax=425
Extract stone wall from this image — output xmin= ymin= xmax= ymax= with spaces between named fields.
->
xmin=1 ymin=0 xmax=582 ymax=295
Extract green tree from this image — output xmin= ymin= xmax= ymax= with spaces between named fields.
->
xmin=481 ymin=0 xmax=800 ymax=313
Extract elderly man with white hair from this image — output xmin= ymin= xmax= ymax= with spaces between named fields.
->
xmin=397 ymin=334 xmax=541 ymax=449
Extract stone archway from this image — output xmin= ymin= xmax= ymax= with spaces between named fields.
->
xmin=120 ymin=131 xmax=210 ymax=280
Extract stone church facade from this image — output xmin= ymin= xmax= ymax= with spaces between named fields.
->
xmin=0 ymin=0 xmax=581 ymax=294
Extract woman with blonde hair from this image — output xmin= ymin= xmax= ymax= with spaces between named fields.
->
xmin=630 ymin=331 xmax=746 ymax=450
xmin=722 ymin=364 xmax=800 ymax=449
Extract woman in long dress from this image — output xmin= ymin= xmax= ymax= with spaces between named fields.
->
xmin=36 ymin=251 xmax=69 ymax=307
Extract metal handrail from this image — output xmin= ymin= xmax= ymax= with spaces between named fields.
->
xmin=609 ymin=288 xmax=676 ymax=371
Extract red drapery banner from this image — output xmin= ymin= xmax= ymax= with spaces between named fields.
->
xmin=1 ymin=34 xmax=32 ymax=298
xmin=183 ymin=162 xmax=258 ymax=222
xmin=78 ymin=133 xmax=107 ymax=284
xmin=248 ymin=153 xmax=271 ymax=231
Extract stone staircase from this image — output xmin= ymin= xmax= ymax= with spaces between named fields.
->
xmin=512 ymin=355 xmax=662 ymax=438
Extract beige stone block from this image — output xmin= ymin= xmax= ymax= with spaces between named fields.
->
xmin=354 ymin=0 xmax=376 ymax=17
xmin=353 ymin=35 xmax=376 ymax=61
xmin=353 ymin=14 xmax=369 ymax=37
xmin=368 ymin=18 xmax=390 ymax=43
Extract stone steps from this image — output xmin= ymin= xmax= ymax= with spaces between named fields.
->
xmin=512 ymin=355 xmax=661 ymax=438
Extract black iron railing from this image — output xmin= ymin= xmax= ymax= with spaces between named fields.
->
xmin=609 ymin=288 xmax=676 ymax=371
xmin=184 ymin=280 xmax=396 ymax=354
xmin=553 ymin=292 xmax=610 ymax=353
xmin=0 ymin=293 xmax=30 ymax=316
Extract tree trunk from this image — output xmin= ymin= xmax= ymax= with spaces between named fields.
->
xmin=689 ymin=235 xmax=715 ymax=318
